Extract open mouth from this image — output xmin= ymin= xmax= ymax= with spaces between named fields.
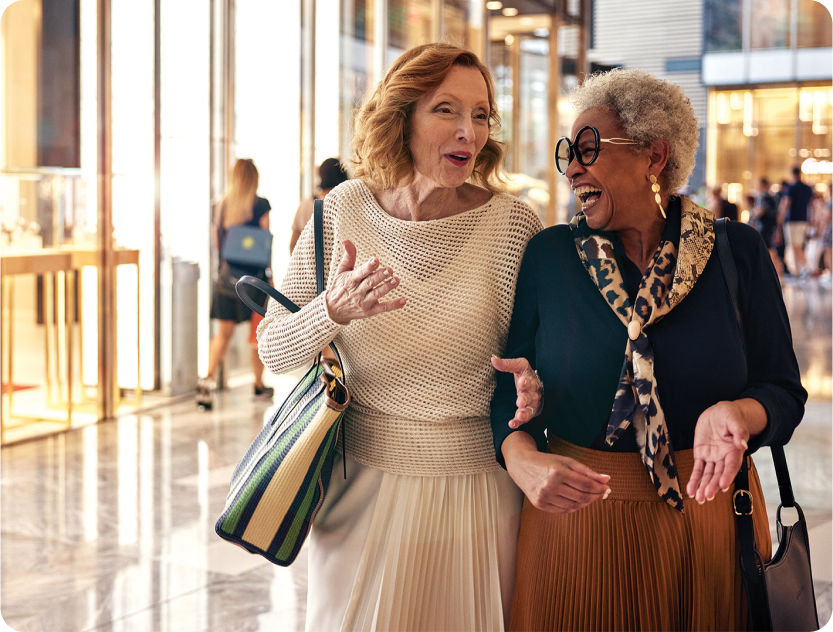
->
xmin=444 ymin=152 xmax=472 ymax=167
xmin=574 ymin=185 xmax=602 ymax=210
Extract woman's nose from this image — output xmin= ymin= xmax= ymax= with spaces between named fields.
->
xmin=565 ymin=154 xmax=585 ymax=179
xmin=457 ymin=116 xmax=474 ymax=142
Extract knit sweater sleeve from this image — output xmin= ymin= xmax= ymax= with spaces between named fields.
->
xmin=256 ymin=203 xmax=343 ymax=373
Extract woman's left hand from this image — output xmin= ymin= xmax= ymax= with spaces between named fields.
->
xmin=686 ymin=398 xmax=767 ymax=503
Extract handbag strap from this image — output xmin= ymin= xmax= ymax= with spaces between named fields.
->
xmin=314 ymin=199 xmax=325 ymax=295
xmin=714 ymin=218 xmax=795 ymax=506
xmin=235 ymin=198 xmax=342 ymax=363
xmin=714 ymin=218 xmax=742 ymax=332
xmin=716 ymin=217 xmax=798 ymax=630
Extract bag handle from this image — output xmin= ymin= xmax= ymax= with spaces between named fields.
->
xmin=235 ymin=199 xmax=342 ymax=363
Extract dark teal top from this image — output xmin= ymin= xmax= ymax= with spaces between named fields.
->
xmin=490 ymin=198 xmax=807 ymax=465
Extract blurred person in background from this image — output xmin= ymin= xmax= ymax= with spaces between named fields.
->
xmin=806 ymin=188 xmax=830 ymax=276
xmin=258 ymin=43 xmax=543 ymax=631
xmin=197 ymin=158 xmax=274 ymax=409
xmin=708 ymin=184 xmax=738 ymax=220
xmin=779 ymin=166 xmax=814 ymax=278
xmin=492 ymin=68 xmax=806 ymax=630
xmin=290 ymin=157 xmax=349 ymax=252
xmin=753 ymin=176 xmax=783 ymax=277
xmin=820 ymin=191 xmax=832 ymax=287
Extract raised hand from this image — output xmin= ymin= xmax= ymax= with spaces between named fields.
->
xmin=325 ymin=239 xmax=407 ymax=325
xmin=491 ymin=356 xmax=543 ymax=428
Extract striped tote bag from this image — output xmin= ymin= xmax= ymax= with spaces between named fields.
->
xmin=215 ymin=200 xmax=349 ymax=566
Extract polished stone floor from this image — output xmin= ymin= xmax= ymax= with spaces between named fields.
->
xmin=0 ymin=279 xmax=831 ymax=632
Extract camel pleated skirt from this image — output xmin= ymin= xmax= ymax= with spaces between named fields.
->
xmin=510 ymin=437 xmax=772 ymax=631
xmin=306 ymin=452 xmax=523 ymax=631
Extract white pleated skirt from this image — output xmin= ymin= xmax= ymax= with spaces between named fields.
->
xmin=305 ymin=453 xmax=523 ymax=632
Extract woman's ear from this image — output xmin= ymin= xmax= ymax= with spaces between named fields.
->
xmin=648 ymin=139 xmax=670 ymax=176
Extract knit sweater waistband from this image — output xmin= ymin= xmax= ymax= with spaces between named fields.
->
xmin=343 ymin=402 xmax=501 ymax=476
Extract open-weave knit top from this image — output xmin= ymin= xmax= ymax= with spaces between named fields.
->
xmin=257 ymin=179 xmax=543 ymax=476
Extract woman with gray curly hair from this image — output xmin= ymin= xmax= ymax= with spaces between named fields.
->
xmin=490 ymin=68 xmax=806 ymax=629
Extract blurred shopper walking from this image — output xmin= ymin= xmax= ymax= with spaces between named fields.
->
xmin=289 ymin=157 xmax=349 ymax=252
xmin=753 ymin=176 xmax=783 ymax=277
xmin=779 ymin=165 xmax=814 ymax=278
xmin=197 ymin=158 xmax=274 ymax=409
xmin=708 ymin=184 xmax=738 ymax=220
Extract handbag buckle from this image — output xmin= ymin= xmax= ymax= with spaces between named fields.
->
xmin=733 ymin=489 xmax=753 ymax=516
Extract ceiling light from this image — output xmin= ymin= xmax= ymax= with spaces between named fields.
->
xmin=501 ymin=7 xmax=519 ymax=17
xmin=504 ymin=34 xmax=515 ymax=45
xmin=485 ymin=1 xmax=503 ymax=10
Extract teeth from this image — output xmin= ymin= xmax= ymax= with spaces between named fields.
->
xmin=574 ymin=185 xmax=601 ymax=203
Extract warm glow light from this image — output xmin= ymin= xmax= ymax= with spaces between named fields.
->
xmin=812 ymin=89 xmax=829 ymax=134
xmin=801 ymin=158 xmax=833 ymax=175
xmin=742 ymin=91 xmax=757 ymax=137
xmin=502 ymin=7 xmax=519 ymax=16
xmin=715 ymin=93 xmax=730 ymax=125
xmin=727 ymin=182 xmax=743 ymax=205
xmin=504 ymin=34 xmax=515 ymax=45
xmin=799 ymin=88 xmax=814 ymax=122
xmin=485 ymin=1 xmax=503 ymax=9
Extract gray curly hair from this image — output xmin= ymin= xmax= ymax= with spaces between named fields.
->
xmin=571 ymin=68 xmax=699 ymax=193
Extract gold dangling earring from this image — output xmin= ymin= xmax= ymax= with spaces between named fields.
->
xmin=649 ymin=174 xmax=666 ymax=220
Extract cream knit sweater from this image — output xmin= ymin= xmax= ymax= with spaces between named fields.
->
xmin=258 ymin=179 xmax=543 ymax=476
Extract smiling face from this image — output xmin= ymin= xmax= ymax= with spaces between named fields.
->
xmin=408 ymin=65 xmax=491 ymax=189
xmin=566 ymin=107 xmax=652 ymax=231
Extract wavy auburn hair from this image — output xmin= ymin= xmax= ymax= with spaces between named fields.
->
xmin=352 ymin=43 xmax=504 ymax=192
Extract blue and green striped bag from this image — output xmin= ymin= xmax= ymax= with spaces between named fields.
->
xmin=214 ymin=352 xmax=348 ymax=566
xmin=216 ymin=200 xmax=349 ymax=566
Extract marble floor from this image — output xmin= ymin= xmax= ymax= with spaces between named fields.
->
xmin=0 ymin=279 xmax=831 ymax=632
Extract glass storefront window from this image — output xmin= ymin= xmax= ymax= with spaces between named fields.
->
xmin=750 ymin=0 xmax=791 ymax=49
xmin=704 ymin=0 xmax=742 ymax=52
xmin=340 ymin=0 xmax=374 ymax=164
xmin=388 ymin=0 xmax=432 ymax=57
xmin=797 ymin=0 xmax=832 ymax=48
xmin=708 ymin=85 xmax=833 ymax=202
xmin=443 ymin=0 xmax=484 ymax=53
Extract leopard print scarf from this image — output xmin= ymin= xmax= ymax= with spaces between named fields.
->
xmin=569 ymin=196 xmax=714 ymax=511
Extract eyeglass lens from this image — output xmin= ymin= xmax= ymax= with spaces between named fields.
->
xmin=555 ymin=126 xmax=600 ymax=174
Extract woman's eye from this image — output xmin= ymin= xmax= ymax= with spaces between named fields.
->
xmin=474 ymin=112 xmax=489 ymax=121
xmin=435 ymin=106 xmax=453 ymax=114
xmin=579 ymin=146 xmax=596 ymax=158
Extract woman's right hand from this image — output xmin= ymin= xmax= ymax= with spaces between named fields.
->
xmin=502 ymin=432 xmax=611 ymax=513
xmin=325 ymin=239 xmax=407 ymax=325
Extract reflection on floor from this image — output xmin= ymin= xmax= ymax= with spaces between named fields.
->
xmin=0 ymin=280 xmax=831 ymax=632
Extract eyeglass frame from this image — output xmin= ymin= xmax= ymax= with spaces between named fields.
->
xmin=554 ymin=125 xmax=641 ymax=175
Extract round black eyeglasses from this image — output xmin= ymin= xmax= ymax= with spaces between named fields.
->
xmin=554 ymin=125 xmax=640 ymax=175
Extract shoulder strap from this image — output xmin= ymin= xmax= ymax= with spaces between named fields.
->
xmin=714 ymin=217 xmax=741 ymax=329
xmin=235 ymin=200 xmax=326 ymax=316
xmin=721 ymin=216 xmax=796 ymax=627
xmin=312 ymin=199 xmax=344 ymax=367
xmin=314 ymin=199 xmax=325 ymax=295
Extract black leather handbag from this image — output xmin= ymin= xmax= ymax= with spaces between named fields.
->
xmin=734 ymin=451 xmax=819 ymax=631
xmin=714 ymin=218 xmax=819 ymax=631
